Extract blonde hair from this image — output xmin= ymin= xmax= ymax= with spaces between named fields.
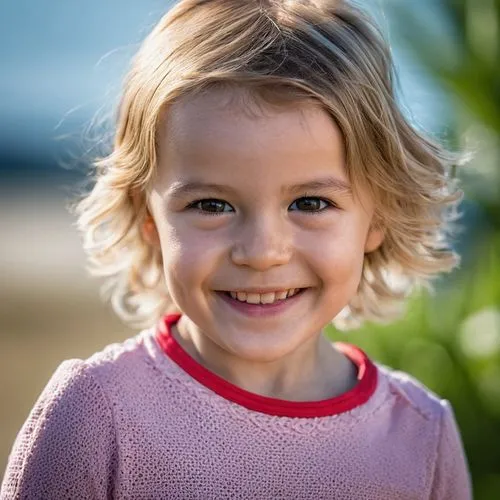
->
xmin=75 ymin=0 xmax=462 ymax=329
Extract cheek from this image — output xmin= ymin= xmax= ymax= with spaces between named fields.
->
xmin=157 ymin=222 xmax=224 ymax=286
xmin=303 ymin=221 xmax=368 ymax=285
xmin=316 ymin=244 xmax=365 ymax=286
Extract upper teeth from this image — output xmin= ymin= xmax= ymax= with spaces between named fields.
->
xmin=229 ymin=289 xmax=299 ymax=304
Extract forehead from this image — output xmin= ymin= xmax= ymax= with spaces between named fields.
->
xmin=158 ymin=87 xmax=346 ymax=172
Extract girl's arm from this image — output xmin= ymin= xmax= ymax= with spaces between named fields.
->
xmin=1 ymin=359 xmax=116 ymax=499
xmin=430 ymin=401 xmax=472 ymax=500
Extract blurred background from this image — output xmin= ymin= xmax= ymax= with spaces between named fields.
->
xmin=1 ymin=0 xmax=499 ymax=497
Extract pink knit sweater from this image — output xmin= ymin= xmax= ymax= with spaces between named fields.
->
xmin=2 ymin=315 xmax=471 ymax=499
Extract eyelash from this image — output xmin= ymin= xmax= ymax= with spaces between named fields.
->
xmin=186 ymin=197 xmax=336 ymax=215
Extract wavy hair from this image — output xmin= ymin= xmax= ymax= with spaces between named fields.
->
xmin=74 ymin=0 xmax=462 ymax=329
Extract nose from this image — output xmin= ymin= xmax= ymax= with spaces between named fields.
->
xmin=230 ymin=214 xmax=292 ymax=271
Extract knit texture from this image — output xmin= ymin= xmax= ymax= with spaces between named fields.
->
xmin=1 ymin=317 xmax=471 ymax=499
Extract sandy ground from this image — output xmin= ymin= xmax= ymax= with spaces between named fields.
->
xmin=0 ymin=190 xmax=134 ymax=474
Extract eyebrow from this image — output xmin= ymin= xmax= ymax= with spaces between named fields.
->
xmin=167 ymin=176 xmax=352 ymax=199
xmin=285 ymin=178 xmax=352 ymax=196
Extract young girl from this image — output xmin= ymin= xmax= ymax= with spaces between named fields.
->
xmin=1 ymin=0 xmax=471 ymax=498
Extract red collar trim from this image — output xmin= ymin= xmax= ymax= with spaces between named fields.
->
xmin=155 ymin=314 xmax=378 ymax=418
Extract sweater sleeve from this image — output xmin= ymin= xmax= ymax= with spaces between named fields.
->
xmin=430 ymin=400 xmax=472 ymax=500
xmin=1 ymin=359 xmax=117 ymax=500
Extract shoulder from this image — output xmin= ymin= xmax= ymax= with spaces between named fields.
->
xmin=369 ymin=364 xmax=456 ymax=455
xmin=23 ymin=330 xmax=157 ymax=431
xmin=376 ymin=363 xmax=451 ymax=423
xmin=83 ymin=329 xmax=154 ymax=378
xmin=74 ymin=328 xmax=186 ymax=409
xmin=34 ymin=330 xmax=149 ymax=394
xmin=44 ymin=327 xmax=175 ymax=397
xmin=369 ymin=365 xmax=471 ymax=498
xmin=373 ymin=366 xmax=472 ymax=498
xmin=0 ymin=340 xmax=144 ymax=499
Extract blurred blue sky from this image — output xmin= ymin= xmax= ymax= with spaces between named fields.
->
xmin=0 ymin=0 xmax=451 ymax=179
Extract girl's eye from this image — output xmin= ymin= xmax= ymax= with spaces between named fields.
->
xmin=289 ymin=197 xmax=332 ymax=212
xmin=188 ymin=199 xmax=234 ymax=214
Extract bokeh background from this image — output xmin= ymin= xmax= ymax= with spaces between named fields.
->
xmin=1 ymin=0 xmax=499 ymax=497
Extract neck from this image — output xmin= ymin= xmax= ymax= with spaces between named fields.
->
xmin=173 ymin=317 xmax=358 ymax=402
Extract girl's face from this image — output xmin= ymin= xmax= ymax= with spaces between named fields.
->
xmin=148 ymin=90 xmax=383 ymax=365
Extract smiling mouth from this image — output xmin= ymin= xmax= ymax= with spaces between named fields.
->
xmin=221 ymin=288 xmax=305 ymax=305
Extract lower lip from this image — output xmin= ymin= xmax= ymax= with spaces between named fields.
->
xmin=216 ymin=289 xmax=307 ymax=318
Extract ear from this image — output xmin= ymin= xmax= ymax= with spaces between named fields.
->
xmin=130 ymin=189 xmax=161 ymax=248
xmin=364 ymin=225 xmax=384 ymax=254
xmin=142 ymin=213 xmax=161 ymax=247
